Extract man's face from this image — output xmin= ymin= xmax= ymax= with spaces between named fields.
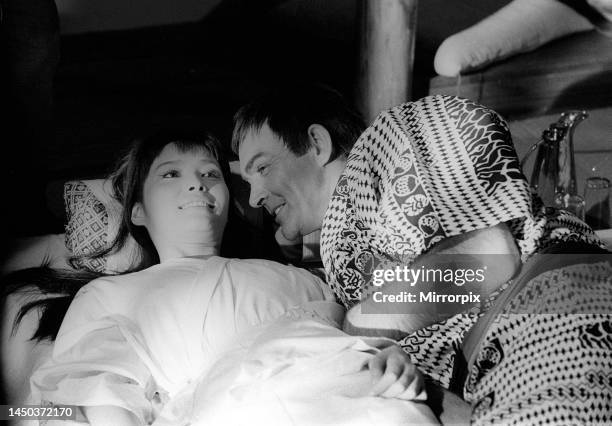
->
xmin=239 ymin=123 xmax=325 ymax=241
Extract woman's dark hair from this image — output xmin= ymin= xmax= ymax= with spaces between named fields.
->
xmin=2 ymin=267 xmax=101 ymax=341
xmin=2 ymin=130 xmax=230 ymax=341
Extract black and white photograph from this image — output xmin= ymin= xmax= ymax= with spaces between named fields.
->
xmin=1 ymin=0 xmax=611 ymax=424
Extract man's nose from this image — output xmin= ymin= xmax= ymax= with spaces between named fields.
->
xmin=249 ymin=184 xmax=267 ymax=208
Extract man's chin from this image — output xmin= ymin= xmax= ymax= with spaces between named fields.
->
xmin=279 ymin=226 xmax=301 ymax=243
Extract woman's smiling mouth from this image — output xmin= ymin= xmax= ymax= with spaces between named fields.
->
xmin=179 ymin=200 xmax=215 ymax=210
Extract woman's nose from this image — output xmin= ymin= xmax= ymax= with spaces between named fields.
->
xmin=188 ymin=175 xmax=208 ymax=192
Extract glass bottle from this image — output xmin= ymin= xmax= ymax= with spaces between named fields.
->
xmin=525 ymin=110 xmax=588 ymax=219
xmin=584 ymin=177 xmax=611 ymax=230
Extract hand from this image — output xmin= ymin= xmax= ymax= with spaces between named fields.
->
xmin=368 ymin=344 xmax=426 ymax=401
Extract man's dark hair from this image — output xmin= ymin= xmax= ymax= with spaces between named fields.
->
xmin=231 ymin=84 xmax=366 ymax=161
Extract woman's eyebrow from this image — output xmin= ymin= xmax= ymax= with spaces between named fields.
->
xmin=197 ymin=159 xmax=220 ymax=166
xmin=154 ymin=158 xmax=218 ymax=170
xmin=153 ymin=160 xmax=178 ymax=171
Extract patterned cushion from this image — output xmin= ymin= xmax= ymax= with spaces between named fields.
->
xmin=64 ymin=179 xmax=142 ymax=273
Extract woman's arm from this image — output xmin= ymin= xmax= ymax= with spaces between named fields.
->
xmin=1 ymin=234 xmax=70 ymax=275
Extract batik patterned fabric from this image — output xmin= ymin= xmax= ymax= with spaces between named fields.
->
xmin=320 ymin=95 xmax=603 ymax=388
xmin=463 ymin=251 xmax=612 ymax=424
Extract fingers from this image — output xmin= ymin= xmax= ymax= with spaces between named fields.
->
xmin=395 ymin=368 xmax=426 ymax=401
xmin=368 ymin=347 xmax=387 ymax=383
xmin=380 ymin=362 xmax=422 ymax=400
xmin=368 ymin=346 xmax=403 ymax=392
xmin=368 ymin=360 xmax=402 ymax=396
xmin=369 ymin=345 xmax=426 ymax=401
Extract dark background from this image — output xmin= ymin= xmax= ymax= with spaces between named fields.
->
xmin=1 ymin=0 xmax=510 ymax=236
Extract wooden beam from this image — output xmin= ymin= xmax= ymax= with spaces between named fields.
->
xmin=357 ymin=0 xmax=418 ymax=124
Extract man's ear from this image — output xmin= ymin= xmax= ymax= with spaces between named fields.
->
xmin=307 ymin=124 xmax=334 ymax=166
xmin=131 ymin=202 xmax=146 ymax=226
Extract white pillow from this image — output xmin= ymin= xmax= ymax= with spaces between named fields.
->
xmin=434 ymin=0 xmax=594 ymax=77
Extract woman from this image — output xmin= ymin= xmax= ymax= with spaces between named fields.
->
xmin=26 ymin=132 xmax=437 ymax=426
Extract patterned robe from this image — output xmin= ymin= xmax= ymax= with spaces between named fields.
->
xmin=320 ymin=95 xmax=611 ymax=424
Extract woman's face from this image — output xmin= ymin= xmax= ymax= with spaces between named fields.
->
xmin=131 ymin=143 xmax=229 ymax=250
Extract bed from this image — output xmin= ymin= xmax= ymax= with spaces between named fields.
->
xmin=3 ymin=0 xmax=612 ymax=423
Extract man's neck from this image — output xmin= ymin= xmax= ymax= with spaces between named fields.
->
xmin=318 ymin=157 xmax=348 ymax=227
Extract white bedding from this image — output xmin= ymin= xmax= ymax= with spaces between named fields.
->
xmin=30 ymin=257 xmax=437 ymax=425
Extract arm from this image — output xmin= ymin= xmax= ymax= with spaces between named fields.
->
xmin=1 ymin=234 xmax=70 ymax=275
xmin=368 ymin=345 xmax=471 ymax=424
xmin=344 ymin=223 xmax=520 ymax=338
xmin=425 ymin=379 xmax=471 ymax=426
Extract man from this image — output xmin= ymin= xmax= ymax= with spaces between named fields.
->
xmin=233 ymin=84 xmax=363 ymax=243
xmin=234 ymin=84 xmax=520 ymax=333
xmin=234 ymin=84 xmax=610 ymax=424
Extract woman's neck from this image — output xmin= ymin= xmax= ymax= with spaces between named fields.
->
xmin=156 ymin=242 xmax=220 ymax=263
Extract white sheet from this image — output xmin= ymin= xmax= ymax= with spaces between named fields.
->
xmin=30 ymin=257 xmax=438 ymax=425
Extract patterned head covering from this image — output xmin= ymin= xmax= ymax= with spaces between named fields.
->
xmin=321 ymin=95 xmax=600 ymax=308
xmin=320 ymin=95 xmax=607 ymax=419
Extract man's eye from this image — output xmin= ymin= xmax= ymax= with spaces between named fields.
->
xmin=256 ymin=165 xmax=269 ymax=175
xmin=161 ymin=170 xmax=179 ymax=178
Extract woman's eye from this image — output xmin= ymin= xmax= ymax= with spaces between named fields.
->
xmin=161 ymin=170 xmax=179 ymax=178
xmin=202 ymin=170 xmax=221 ymax=179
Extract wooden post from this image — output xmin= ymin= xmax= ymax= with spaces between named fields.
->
xmin=357 ymin=0 xmax=418 ymax=124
